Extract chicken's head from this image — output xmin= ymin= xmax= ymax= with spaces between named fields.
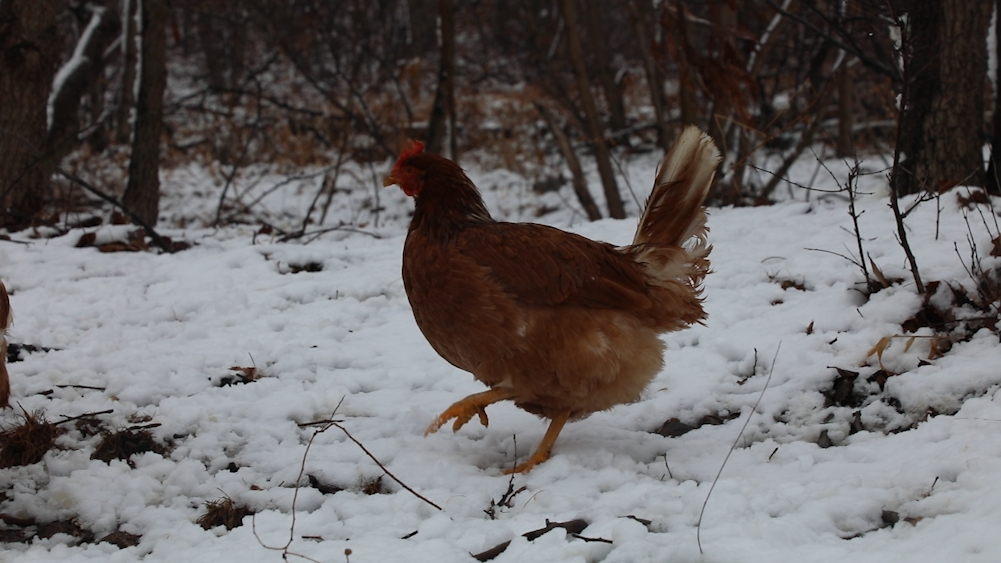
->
xmin=384 ymin=140 xmax=426 ymax=197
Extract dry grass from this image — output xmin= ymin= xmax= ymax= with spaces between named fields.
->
xmin=0 ymin=411 xmax=61 ymax=468
xmin=197 ymin=497 xmax=254 ymax=530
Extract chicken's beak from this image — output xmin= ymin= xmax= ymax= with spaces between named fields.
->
xmin=383 ymin=172 xmax=399 ymax=187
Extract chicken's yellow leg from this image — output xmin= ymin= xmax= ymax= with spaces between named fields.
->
xmin=504 ymin=411 xmax=571 ymax=474
xmin=425 ymin=388 xmax=519 ymax=436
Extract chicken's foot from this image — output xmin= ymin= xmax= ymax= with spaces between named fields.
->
xmin=425 ymin=388 xmax=518 ymax=436
xmin=503 ymin=411 xmax=570 ymax=474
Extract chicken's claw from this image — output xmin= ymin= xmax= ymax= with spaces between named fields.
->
xmin=424 ymin=388 xmax=516 ymax=437
xmin=427 ymin=404 xmax=488 ymax=435
xmin=503 ymin=452 xmax=549 ymax=475
xmin=502 ymin=411 xmax=570 ymax=474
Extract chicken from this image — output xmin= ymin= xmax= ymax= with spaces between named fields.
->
xmin=0 ymin=280 xmax=11 ymax=408
xmin=384 ymin=126 xmax=721 ymax=473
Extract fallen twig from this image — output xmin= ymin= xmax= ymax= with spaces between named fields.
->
xmin=53 ymin=409 xmax=114 ymax=426
xmin=55 ymin=384 xmax=106 ymax=391
xmin=253 ymin=399 xmax=347 ymax=563
xmin=472 ymin=519 xmax=591 ymax=562
xmin=485 ymin=458 xmax=527 ymax=519
xmin=331 ymin=421 xmax=442 ymax=511
xmin=53 ymin=166 xmax=175 ymax=253
xmin=697 ymin=344 xmax=780 ymax=554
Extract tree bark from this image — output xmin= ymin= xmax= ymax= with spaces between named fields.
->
xmin=47 ymin=5 xmax=121 ymax=164
xmin=583 ymin=0 xmax=627 ymax=133
xmin=987 ymin=0 xmax=1001 ymax=195
xmin=425 ymin=0 xmax=456 ymax=160
xmin=0 ymin=0 xmax=63 ymax=229
xmin=627 ymin=0 xmax=672 ymax=152
xmin=537 ymin=104 xmax=602 ymax=221
xmin=673 ymin=1 xmax=698 ymax=127
xmin=197 ymin=10 xmax=227 ymax=90
xmin=836 ymin=63 xmax=854 ymax=158
xmin=117 ymin=0 xmax=138 ymax=143
xmin=898 ymin=0 xmax=991 ymax=194
xmin=122 ymin=0 xmax=167 ymax=226
xmin=558 ymin=0 xmax=625 ymax=219
xmin=406 ymin=0 xmax=438 ymax=55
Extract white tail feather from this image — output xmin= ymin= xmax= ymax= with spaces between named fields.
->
xmin=633 ymin=126 xmax=721 ymax=246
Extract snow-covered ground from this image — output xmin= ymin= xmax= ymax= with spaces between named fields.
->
xmin=2 ymin=150 xmax=1001 ymax=563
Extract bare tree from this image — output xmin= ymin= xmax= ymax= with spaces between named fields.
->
xmin=986 ymin=0 xmax=1001 ymax=195
xmin=426 ymin=0 xmax=457 ymax=160
xmin=627 ymin=0 xmax=672 ymax=152
xmin=558 ymin=0 xmax=624 ymax=219
xmin=46 ymin=3 xmax=121 ymax=164
xmin=897 ymin=0 xmax=991 ymax=194
xmin=122 ymin=0 xmax=168 ymax=225
xmin=0 ymin=0 xmax=64 ymax=229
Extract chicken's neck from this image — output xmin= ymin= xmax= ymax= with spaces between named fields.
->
xmin=410 ymin=174 xmax=493 ymax=243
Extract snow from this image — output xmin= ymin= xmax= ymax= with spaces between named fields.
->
xmin=3 ymin=151 xmax=1001 ymax=562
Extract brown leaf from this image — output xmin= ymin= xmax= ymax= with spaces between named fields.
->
xmin=866 ymin=369 xmax=893 ymax=391
xmin=99 ymin=530 xmax=141 ymax=548
xmin=862 ymin=336 xmax=893 ymax=369
xmin=868 ymin=258 xmax=890 ymax=289
xmin=825 ymin=368 xmax=859 ymax=407
xmin=76 ymin=232 xmax=97 ymax=248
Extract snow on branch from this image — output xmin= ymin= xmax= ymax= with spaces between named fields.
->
xmin=46 ymin=5 xmax=120 ymax=142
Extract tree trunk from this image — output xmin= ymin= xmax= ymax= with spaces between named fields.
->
xmin=116 ymin=0 xmax=138 ymax=144
xmin=898 ymin=0 xmax=991 ymax=194
xmin=674 ymin=1 xmax=698 ymax=127
xmin=626 ymin=0 xmax=672 ymax=152
xmin=0 ymin=0 xmax=63 ymax=229
xmin=122 ymin=0 xmax=167 ymax=226
xmin=197 ymin=11 xmax=226 ymax=91
xmin=986 ymin=0 xmax=1001 ymax=195
xmin=558 ymin=0 xmax=625 ymax=219
xmin=583 ymin=0 xmax=627 ymax=134
xmin=440 ymin=0 xmax=457 ymax=161
xmin=836 ymin=63 xmax=854 ymax=158
xmin=426 ymin=0 xmax=456 ymax=160
xmin=406 ymin=0 xmax=438 ymax=55
xmin=47 ymin=5 xmax=121 ymax=165
xmin=537 ymin=104 xmax=602 ymax=222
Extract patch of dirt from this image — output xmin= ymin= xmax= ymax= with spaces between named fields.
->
xmin=91 ymin=428 xmax=169 ymax=465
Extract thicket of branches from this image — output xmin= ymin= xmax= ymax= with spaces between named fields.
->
xmin=0 ymin=0 xmax=996 ymax=232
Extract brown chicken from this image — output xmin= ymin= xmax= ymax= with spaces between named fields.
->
xmin=385 ymin=126 xmax=721 ymax=473
xmin=0 ymin=280 xmax=11 ymax=408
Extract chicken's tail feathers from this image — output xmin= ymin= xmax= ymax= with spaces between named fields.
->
xmin=632 ymin=126 xmax=721 ymax=248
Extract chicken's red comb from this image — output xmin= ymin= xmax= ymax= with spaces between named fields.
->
xmin=398 ymin=139 xmax=425 ymax=163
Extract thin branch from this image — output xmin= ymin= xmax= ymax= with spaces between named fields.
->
xmin=883 ymin=11 xmax=925 ymax=294
xmin=763 ymin=0 xmax=897 ymax=79
xmin=331 ymin=421 xmax=442 ymax=511
xmin=53 ymin=166 xmax=174 ymax=253
xmin=53 ymin=409 xmax=114 ymax=426
xmin=278 ymin=224 xmax=382 ymax=244
xmin=698 ymin=344 xmax=780 ymax=554
xmin=472 ymin=519 xmax=590 ymax=561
